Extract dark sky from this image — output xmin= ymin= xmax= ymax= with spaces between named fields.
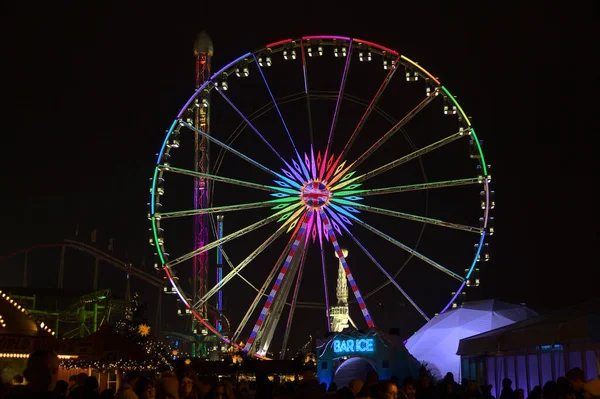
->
xmin=1 ymin=3 xmax=597 ymax=353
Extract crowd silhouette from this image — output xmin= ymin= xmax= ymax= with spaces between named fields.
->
xmin=1 ymin=351 xmax=599 ymax=399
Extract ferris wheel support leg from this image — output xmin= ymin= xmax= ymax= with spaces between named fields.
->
xmin=316 ymin=211 xmax=331 ymax=332
xmin=244 ymin=211 xmax=312 ymax=354
xmin=231 ymin=217 xmax=305 ymax=344
xmin=319 ymin=209 xmax=375 ymax=329
xmin=280 ymin=216 xmax=313 ymax=359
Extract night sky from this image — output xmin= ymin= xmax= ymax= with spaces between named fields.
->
xmin=1 ymin=3 xmax=597 ymax=354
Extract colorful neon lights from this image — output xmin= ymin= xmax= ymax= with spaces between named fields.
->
xmin=333 ymin=338 xmax=375 ymax=353
xmin=266 ymin=39 xmax=293 ymax=48
xmin=302 ymin=35 xmax=351 ymax=41
xmin=401 ymin=55 xmax=440 ymax=85
xmin=151 ymin=35 xmax=491 ymax=359
xmin=352 ymin=38 xmax=398 ymax=56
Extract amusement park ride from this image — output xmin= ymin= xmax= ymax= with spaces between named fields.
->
xmin=148 ymin=33 xmax=495 ymax=360
xmin=0 ymin=240 xmax=166 ymax=339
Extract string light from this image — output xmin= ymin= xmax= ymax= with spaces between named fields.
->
xmin=0 ymin=353 xmax=77 ymax=359
xmin=0 ymin=289 xmax=54 ymax=335
xmin=60 ymin=358 xmax=168 ymax=372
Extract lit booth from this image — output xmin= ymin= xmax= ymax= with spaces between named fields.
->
xmin=317 ymin=329 xmax=421 ymax=389
xmin=457 ymin=299 xmax=600 ymax=398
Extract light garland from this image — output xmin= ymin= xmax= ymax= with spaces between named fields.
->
xmin=0 ymin=289 xmax=55 ymax=336
xmin=60 ymin=358 xmax=168 ymax=372
xmin=0 ymin=353 xmax=77 ymax=359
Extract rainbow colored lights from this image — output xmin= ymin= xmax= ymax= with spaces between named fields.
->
xmin=150 ymin=35 xmax=492 ymax=359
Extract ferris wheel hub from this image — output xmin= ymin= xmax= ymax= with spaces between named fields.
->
xmin=300 ymin=180 xmax=331 ymax=209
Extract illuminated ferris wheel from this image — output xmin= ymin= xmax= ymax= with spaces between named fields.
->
xmin=149 ymin=35 xmax=494 ymax=359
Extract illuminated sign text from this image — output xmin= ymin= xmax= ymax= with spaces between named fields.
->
xmin=333 ymin=338 xmax=374 ymax=354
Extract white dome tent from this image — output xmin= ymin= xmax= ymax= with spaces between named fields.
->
xmin=406 ymin=299 xmax=538 ymax=381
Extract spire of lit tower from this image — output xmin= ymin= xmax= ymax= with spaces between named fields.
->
xmin=330 ymin=248 xmax=351 ymax=332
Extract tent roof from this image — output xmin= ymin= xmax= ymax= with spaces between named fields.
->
xmin=405 ymin=299 xmax=538 ymax=379
xmin=0 ymin=289 xmax=53 ymax=337
xmin=457 ymin=299 xmax=600 ymax=356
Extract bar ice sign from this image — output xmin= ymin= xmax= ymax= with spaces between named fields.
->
xmin=333 ymin=338 xmax=375 ymax=354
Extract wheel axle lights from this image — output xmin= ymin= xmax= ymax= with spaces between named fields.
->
xmin=300 ymin=180 xmax=331 ymax=209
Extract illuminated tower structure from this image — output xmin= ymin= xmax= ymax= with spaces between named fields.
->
xmin=330 ymin=248 xmax=353 ymax=332
xmin=192 ymin=30 xmax=213 ymax=357
xmin=216 ymin=214 xmax=224 ymax=332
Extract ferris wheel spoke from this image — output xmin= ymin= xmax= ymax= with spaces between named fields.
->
xmin=208 ymin=215 xmax=261 ymax=296
xmin=334 ymin=177 xmax=482 ymax=197
xmin=324 ymin=207 xmax=429 ymax=321
xmin=328 ymin=88 xmax=441 ymax=187
xmin=326 ymin=55 xmax=402 ymax=182
xmin=330 ymin=199 xmax=482 ymax=234
xmin=332 ymin=204 xmax=465 ymax=282
xmin=279 ymin=228 xmax=311 ymax=359
xmin=331 ymin=130 xmax=463 ymax=191
xmin=160 ymin=165 xmax=298 ymax=194
xmin=244 ymin=211 xmax=313 ymax=353
xmin=231 ymin=216 xmax=306 ymax=343
xmin=251 ymin=54 xmax=310 ymax=181
xmin=157 ymin=197 xmax=298 ymax=220
xmin=319 ymin=209 xmax=375 ymax=329
xmin=179 ymin=120 xmax=302 ymax=189
xmin=299 ymin=40 xmax=314 ymax=146
xmin=167 ymin=202 xmax=303 ymax=268
xmin=321 ymin=40 xmax=354 ymax=180
xmin=212 ymin=86 xmax=306 ymax=184
xmin=195 ymin=208 xmax=307 ymax=310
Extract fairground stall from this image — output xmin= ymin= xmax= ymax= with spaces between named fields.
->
xmin=0 ymin=289 xmax=78 ymax=383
